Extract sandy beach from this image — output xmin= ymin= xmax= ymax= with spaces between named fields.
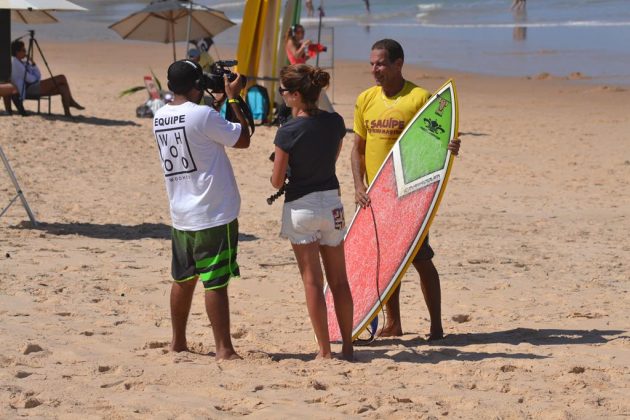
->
xmin=1 ymin=41 xmax=629 ymax=418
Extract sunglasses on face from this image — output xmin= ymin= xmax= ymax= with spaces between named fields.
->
xmin=278 ymin=86 xmax=291 ymax=94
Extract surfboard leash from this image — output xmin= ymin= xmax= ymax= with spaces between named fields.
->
xmin=355 ymin=204 xmax=387 ymax=346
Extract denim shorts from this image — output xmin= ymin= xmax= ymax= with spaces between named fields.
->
xmin=280 ymin=189 xmax=345 ymax=246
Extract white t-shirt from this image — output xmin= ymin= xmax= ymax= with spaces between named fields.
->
xmin=153 ymin=101 xmax=242 ymax=231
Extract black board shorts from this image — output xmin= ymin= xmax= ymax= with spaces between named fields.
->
xmin=412 ymin=233 xmax=435 ymax=262
xmin=171 ymin=219 xmax=240 ymax=290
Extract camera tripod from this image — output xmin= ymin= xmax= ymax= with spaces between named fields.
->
xmin=17 ymin=30 xmax=61 ymax=103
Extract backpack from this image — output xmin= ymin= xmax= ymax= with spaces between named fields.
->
xmin=245 ymin=84 xmax=270 ymax=125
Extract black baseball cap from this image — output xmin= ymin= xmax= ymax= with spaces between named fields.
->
xmin=167 ymin=60 xmax=202 ymax=94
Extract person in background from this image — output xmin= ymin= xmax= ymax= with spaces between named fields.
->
xmin=1 ymin=82 xmax=26 ymax=116
xmin=187 ymin=47 xmax=214 ymax=73
xmin=271 ymin=64 xmax=354 ymax=361
xmin=285 ymin=24 xmax=311 ymax=65
xmin=352 ymin=39 xmax=461 ymax=341
xmin=305 ymin=0 xmax=314 ymax=17
xmin=511 ymin=0 xmax=527 ymax=40
xmin=363 ymin=0 xmax=371 ymax=13
xmin=153 ymin=59 xmax=251 ymax=360
xmin=511 ymin=0 xmax=526 ymax=12
xmin=10 ymin=39 xmax=83 ymax=117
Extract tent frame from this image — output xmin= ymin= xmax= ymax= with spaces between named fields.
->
xmin=0 ymin=145 xmax=37 ymax=226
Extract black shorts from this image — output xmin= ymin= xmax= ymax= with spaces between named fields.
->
xmin=412 ymin=233 xmax=434 ymax=262
xmin=171 ymin=219 xmax=240 ymax=290
xmin=25 ymin=82 xmax=40 ymax=98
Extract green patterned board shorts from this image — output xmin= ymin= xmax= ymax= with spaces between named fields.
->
xmin=171 ymin=219 xmax=240 ymax=291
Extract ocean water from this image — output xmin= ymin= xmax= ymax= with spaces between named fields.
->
xmin=10 ymin=0 xmax=630 ymax=85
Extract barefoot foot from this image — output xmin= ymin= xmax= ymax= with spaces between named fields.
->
xmin=70 ymin=101 xmax=84 ymax=110
xmin=170 ymin=344 xmax=189 ymax=352
xmin=376 ymin=325 xmax=403 ymax=337
xmin=215 ymin=349 xmax=241 ymax=361
xmin=427 ymin=330 xmax=444 ymax=341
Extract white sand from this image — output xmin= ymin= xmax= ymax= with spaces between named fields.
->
xmin=1 ymin=41 xmax=629 ymax=418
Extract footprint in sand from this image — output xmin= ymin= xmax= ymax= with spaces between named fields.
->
xmin=231 ymin=327 xmax=248 ymax=339
xmin=97 ymin=365 xmax=112 ymax=373
xmin=23 ymin=397 xmax=42 ymax=409
xmin=143 ymin=341 xmax=170 ymax=350
xmin=22 ymin=343 xmax=44 ymax=355
xmin=451 ymin=314 xmax=471 ymax=323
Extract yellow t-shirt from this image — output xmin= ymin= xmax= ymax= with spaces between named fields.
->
xmin=354 ymin=81 xmax=430 ymax=184
xmin=199 ymin=51 xmax=214 ymax=73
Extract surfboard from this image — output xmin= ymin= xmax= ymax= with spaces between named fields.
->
xmin=274 ymin=0 xmax=300 ymax=101
xmin=258 ymin=0 xmax=281 ymax=119
xmin=236 ymin=0 xmax=268 ymax=85
xmin=324 ymin=80 xmax=459 ymax=342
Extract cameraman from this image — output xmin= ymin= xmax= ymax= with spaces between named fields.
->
xmin=152 ymin=59 xmax=251 ymax=360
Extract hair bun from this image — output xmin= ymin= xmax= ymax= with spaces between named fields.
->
xmin=311 ymin=68 xmax=330 ymax=89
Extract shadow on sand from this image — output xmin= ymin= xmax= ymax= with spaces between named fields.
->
xmin=350 ymin=328 xmax=626 ymax=364
xmin=14 ymin=220 xmax=259 ymax=242
xmin=41 ymin=114 xmax=141 ymax=127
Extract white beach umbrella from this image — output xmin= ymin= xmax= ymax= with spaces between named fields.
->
xmin=11 ymin=9 xmax=57 ymax=23
xmin=0 ymin=0 xmax=85 ymax=11
xmin=108 ymin=0 xmax=236 ymax=61
xmin=1 ymin=0 xmax=85 ymax=23
xmin=2 ymin=0 xmax=86 ymax=24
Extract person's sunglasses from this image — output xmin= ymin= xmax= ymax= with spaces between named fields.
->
xmin=278 ymin=86 xmax=291 ymax=94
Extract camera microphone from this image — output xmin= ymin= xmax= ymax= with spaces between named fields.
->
xmin=216 ymin=59 xmax=238 ymax=67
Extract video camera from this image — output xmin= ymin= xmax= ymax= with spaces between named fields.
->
xmin=307 ymin=43 xmax=327 ymax=54
xmin=202 ymin=60 xmax=246 ymax=93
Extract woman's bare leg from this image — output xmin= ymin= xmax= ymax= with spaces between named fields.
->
xmin=320 ymin=243 xmax=354 ymax=361
xmin=291 ymin=241 xmax=332 ymax=359
xmin=39 ymin=75 xmax=83 ymax=116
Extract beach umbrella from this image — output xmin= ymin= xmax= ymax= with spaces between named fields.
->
xmin=108 ymin=0 xmax=236 ymax=61
xmin=0 ymin=0 xmax=85 ymax=9
xmin=1 ymin=0 xmax=84 ymax=21
xmin=11 ymin=8 xmax=57 ymax=23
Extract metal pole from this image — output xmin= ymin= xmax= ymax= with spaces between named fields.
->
xmin=331 ymin=26 xmax=334 ymax=104
xmin=315 ymin=1 xmax=324 ymax=68
xmin=171 ymin=21 xmax=176 ymax=61
xmin=0 ymin=145 xmax=37 ymax=226
xmin=0 ymin=10 xmax=11 ymax=82
xmin=185 ymin=0 xmax=193 ymax=57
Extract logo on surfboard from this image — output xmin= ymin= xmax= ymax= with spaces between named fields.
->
xmin=422 ymin=118 xmax=445 ymax=137
xmin=435 ymin=98 xmax=449 ymax=116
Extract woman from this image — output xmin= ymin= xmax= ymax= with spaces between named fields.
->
xmin=11 ymin=39 xmax=84 ymax=117
xmin=271 ymin=64 xmax=354 ymax=361
xmin=285 ymin=24 xmax=311 ymax=65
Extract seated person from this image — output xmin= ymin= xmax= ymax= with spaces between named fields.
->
xmin=11 ymin=39 xmax=84 ymax=117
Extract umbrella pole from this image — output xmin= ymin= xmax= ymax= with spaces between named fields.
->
xmin=171 ymin=23 xmax=176 ymax=61
xmin=185 ymin=0 xmax=193 ymax=58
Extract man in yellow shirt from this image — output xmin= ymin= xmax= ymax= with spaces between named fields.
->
xmin=352 ymin=39 xmax=461 ymax=341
